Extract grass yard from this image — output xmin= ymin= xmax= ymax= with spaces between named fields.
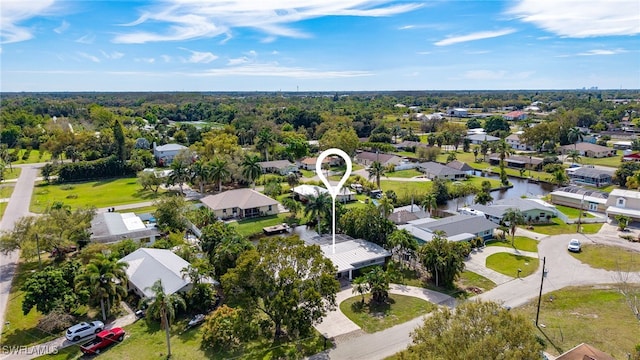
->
xmin=580 ymin=153 xmax=622 ymax=168
xmin=3 ymin=167 xmax=22 ymax=180
xmin=457 ymin=271 xmax=496 ymax=292
xmin=515 ymin=286 xmax=640 ymax=358
xmin=229 ymin=213 xmax=292 ymax=237
xmin=42 ymin=318 xmax=326 ymax=360
xmin=386 ymin=169 xmax=423 ymax=178
xmin=379 ymin=177 xmax=502 ymax=199
xmin=116 ymin=205 xmax=158 ymax=215
xmin=391 ymin=262 xmax=493 ymax=297
xmin=0 ymin=202 xmax=7 ymax=218
xmin=12 ymin=149 xmax=52 ymax=164
xmin=30 ymin=177 xmax=168 ymax=213
xmin=486 ymin=253 xmax=539 ymax=278
xmin=528 ymin=218 xmax=603 ymax=235
xmin=569 ymin=244 xmax=640 ymax=271
xmin=0 ymin=184 xmax=15 ymax=199
xmin=340 ymin=294 xmax=436 ymax=333
xmin=555 ymin=205 xmax=595 ymax=219
xmin=300 ymin=169 xmax=316 ymax=178
xmin=486 ymin=236 xmax=539 ymax=252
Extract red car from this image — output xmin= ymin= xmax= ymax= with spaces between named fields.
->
xmin=80 ymin=327 xmax=125 ymax=355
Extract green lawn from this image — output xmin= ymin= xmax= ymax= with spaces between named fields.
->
xmin=486 ymin=253 xmax=539 ymax=278
xmin=300 ymin=169 xmax=316 ymax=178
xmin=42 ymin=317 xmax=326 ymax=360
xmin=30 ymin=177 xmax=168 ymax=213
xmin=0 ymin=202 xmax=7 ymax=218
xmin=580 ymin=152 xmax=622 ymax=168
xmin=584 ymin=184 xmax=617 ymax=193
xmin=230 ymin=213 xmax=292 ymax=237
xmin=12 ymin=149 xmax=52 ymax=164
xmin=0 ymin=184 xmax=15 ymax=199
xmin=569 ymin=244 xmax=640 ymax=271
xmin=528 ymin=218 xmax=603 ymax=235
xmin=391 ymin=262 xmax=491 ymax=298
xmin=555 ymin=205 xmax=595 ymax=218
xmin=486 ymin=236 xmax=539 ymax=252
xmin=340 ymin=294 xmax=436 ymax=333
xmin=386 ymin=169 xmax=423 ymax=178
xmin=116 ymin=205 xmax=158 ymax=215
xmin=515 ymin=286 xmax=640 ymax=358
xmin=457 ymin=271 xmax=496 ymax=292
xmin=380 ymin=177 xmax=502 ymax=199
xmin=3 ymin=167 xmax=22 ymax=180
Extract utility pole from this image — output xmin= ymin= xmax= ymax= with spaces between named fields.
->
xmin=577 ymin=193 xmax=585 ymax=233
xmin=535 ymin=256 xmax=547 ymax=327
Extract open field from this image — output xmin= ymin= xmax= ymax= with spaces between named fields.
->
xmin=386 ymin=169 xmax=423 ymax=178
xmin=486 ymin=253 xmax=539 ymax=278
xmin=379 ymin=177 xmax=502 ymax=199
xmin=30 ymin=177 xmax=168 ymax=213
xmin=12 ymin=150 xmax=52 ymax=164
xmin=529 ymin=218 xmax=602 ymax=235
xmin=569 ymin=244 xmax=640 ymax=271
xmin=340 ymin=294 xmax=436 ymax=333
xmin=580 ymin=152 xmax=622 ymax=168
xmin=229 ymin=213 xmax=292 ymax=237
xmin=515 ymin=286 xmax=640 ymax=358
xmin=486 ymin=236 xmax=539 ymax=252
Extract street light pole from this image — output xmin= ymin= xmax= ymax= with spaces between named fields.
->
xmin=535 ymin=257 xmax=547 ymax=327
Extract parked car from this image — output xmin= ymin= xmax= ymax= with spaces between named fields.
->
xmin=80 ymin=327 xmax=125 ymax=355
xmin=568 ymin=239 xmax=581 ymax=253
xmin=188 ymin=314 xmax=206 ymax=327
xmin=66 ymin=321 xmax=105 ymax=342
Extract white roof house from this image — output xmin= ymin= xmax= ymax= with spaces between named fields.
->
xmin=606 ymin=189 xmax=640 ymax=221
xmin=292 ymin=185 xmax=355 ymax=202
xmin=119 ymin=248 xmax=217 ymax=298
xmin=90 ymin=212 xmax=161 ymax=244
xmin=320 ymin=238 xmax=390 ymax=280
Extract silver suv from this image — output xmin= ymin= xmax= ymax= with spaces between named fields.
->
xmin=65 ymin=321 xmax=105 ymax=342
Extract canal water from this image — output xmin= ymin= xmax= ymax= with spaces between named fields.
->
xmin=443 ymin=173 xmax=556 ymax=211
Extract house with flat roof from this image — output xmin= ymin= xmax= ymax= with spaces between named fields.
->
xmin=399 ymin=214 xmax=499 ymax=243
xmin=605 ymin=188 xmax=640 ymax=222
xmin=559 ymin=143 xmax=615 ymax=158
xmin=258 ymin=160 xmax=298 ymax=175
xmin=319 ymin=237 xmax=391 ymax=280
xmin=153 ymin=143 xmax=187 ymax=166
xmin=119 ymin=248 xmax=217 ymax=298
xmin=417 ymin=162 xmax=466 ymax=180
xmin=448 ymin=108 xmax=468 ymax=117
xmin=354 ymin=151 xmax=403 ymax=167
xmin=466 ymin=134 xmax=500 ymax=145
xmin=566 ymin=167 xmax=614 ymax=187
xmin=550 ymin=186 xmax=609 ymax=212
xmin=466 ymin=198 xmax=557 ymax=224
xmin=90 ymin=212 xmax=161 ymax=244
xmin=489 ymin=154 xmax=543 ymax=170
xmin=200 ymin=188 xmax=280 ymax=219
xmin=292 ymin=184 xmax=355 ymax=203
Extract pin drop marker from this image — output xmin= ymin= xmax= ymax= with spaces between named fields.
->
xmin=316 ymin=148 xmax=352 ymax=254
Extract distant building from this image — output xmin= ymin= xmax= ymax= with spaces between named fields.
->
xmin=466 ymin=134 xmax=500 ymax=145
xmin=605 ymin=189 xmax=640 ymax=222
xmin=200 ymin=188 xmax=280 ymax=219
xmin=559 ymin=143 xmax=615 ymax=158
xmin=555 ymin=342 xmax=615 ymax=360
xmin=623 ymin=152 xmax=640 ymax=162
xmin=153 ymin=143 xmax=187 ymax=166
xmin=612 ymin=141 xmax=633 ymax=150
xmin=296 ymin=156 xmax=337 ymax=171
xmin=320 ymin=237 xmax=391 ymax=280
xmin=466 ymin=198 xmax=557 ymax=224
xmin=399 ymin=214 xmax=499 ymax=243
xmin=550 ymin=186 xmax=608 ymax=212
xmin=502 ymin=110 xmax=527 ymax=121
xmin=416 ymin=162 xmax=466 ymax=180
xmin=258 ymin=160 xmax=299 ymax=175
xmin=566 ymin=167 xmax=614 ymax=188
xmin=354 ymin=151 xmax=403 ymax=167
xmin=388 ymin=204 xmax=429 ymax=225
xmin=292 ymin=184 xmax=355 ymax=203
xmin=489 ymin=155 xmax=543 ymax=171
xmin=446 ymin=160 xmax=474 ymax=175
xmin=90 ymin=212 xmax=160 ymax=244
xmin=448 ymin=108 xmax=468 ymax=117
xmin=505 ymin=133 xmax=534 ymax=151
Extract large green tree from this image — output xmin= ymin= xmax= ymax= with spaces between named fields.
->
xmin=367 ymin=161 xmax=386 ymax=189
xmin=144 ymin=279 xmax=187 ymax=358
xmin=209 ymin=157 xmax=230 ymax=192
xmin=75 ymin=254 xmax=129 ymax=321
xmin=153 ymin=196 xmax=188 ymax=232
xmin=222 ymin=236 xmax=339 ymax=339
xmin=418 ymin=231 xmax=470 ymax=288
xmin=241 ymin=153 xmax=262 ymax=188
xmin=319 ymin=126 xmax=359 ymax=157
xmin=339 ymin=203 xmax=395 ymax=247
xmin=496 ymin=138 xmax=512 ymax=186
xmin=502 ymin=208 xmax=525 ymax=246
xmin=22 ymin=261 xmax=85 ymax=315
xmin=401 ymin=301 xmax=543 ymax=359
xmin=304 ymin=191 xmax=332 ymax=236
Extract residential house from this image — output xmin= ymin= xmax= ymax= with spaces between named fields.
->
xmin=200 ymin=188 xmax=280 ymax=219
xmin=489 ymin=155 xmax=543 ymax=171
xmin=447 ymin=108 xmax=468 ymax=117
xmin=502 ymin=110 xmax=527 ymax=121
xmin=296 ymin=156 xmax=336 ymax=171
xmin=399 ymin=214 xmax=499 ymax=243
xmin=354 ymin=151 xmax=403 ymax=167
xmin=555 ymin=343 xmax=615 ymax=360
xmin=446 ymin=160 xmax=474 ymax=175
xmin=153 ymin=143 xmax=187 ymax=166
xmin=258 ymin=160 xmax=299 ymax=175
xmin=90 ymin=212 xmax=161 ymax=244
xmin=466 ymin=198 xmax=557 ymax=224
xmin=416 ymin=161 xmax=466 ymax=180
xmin=550 ymin=186 xmax=609 ymax=213
xmin=623 ymin=152 xmax=640 ymax=162
xmin=466 ymin=134 xmax=500 ymax=145
xmin=612 ymin=141 xmax=633 ymax=150
xmin=388 ymin=204 xmax=429 ymax=225
xmin=559 ymin=143 xmax=616 ymax=158
xmin=394 ymin=140 xmax=427 ymax=152
xmin=118 ymin=248 xmax=217 ymax=298
xmin=505 ymin=133 xmax=534 ymax=151
xmin=320 ymin=237 xmax=391 ymax=280
xmin=566 ymin=167 xmax=614 ymax=187
xmin=291 ymin=184 xmax=356 ymax=203
xmin=605 ymin=188 xmax=640 ymax=222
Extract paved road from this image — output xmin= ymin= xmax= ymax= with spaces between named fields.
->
xmin=0 ymin=164 xmax=40 ymax=340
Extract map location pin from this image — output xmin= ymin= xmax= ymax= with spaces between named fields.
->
xmin=316 ymin=148 xmax=352 ymax=254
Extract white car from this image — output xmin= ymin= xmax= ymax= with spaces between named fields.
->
xmin=568 ymin=239 xmax=581 ymax=253
xmin=65 ymin=321 xmax=105 ymax=342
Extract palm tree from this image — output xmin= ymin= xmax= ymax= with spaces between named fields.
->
xmin=421 ymin=193 xmax=437 ymax=217
xmin=168 ymin=159 xmax=190 ymax=195
xmin=75 ymin=254 xmax=129 ymax=321
xmin=568 ymin=150 xmax=581 ymax=166
xmin=388 ymin=229 xmax=418 ymax=267
xmin=567 ymin=127 xmax=584 ymax=151
xmin=496 ymin=139 xmax=512 ymax=186
xmin=189 ymin=160 xmax=208 ymax=194
xmin=377 ymin=194 xmax=394 ymax=218
xmin=550 ymin=168 xmax=569 ymax=187
xmin=365 ymin=267 xmax=390 ymax=304
xmin=367 ymin=161 xmax=386 ymax=189
xmin=241 ymin=154 xmax=262 ymax=189
xmin=502 ymin=208 xmax=525 ymax=246
xmin=285 ymin=172 xmax=300 ymax=188
xmin=351 ymin=276 xmax=370 ymax=304
xmin=209 ymin=157 xmax=230 ymax=192
xmin=256 ymin=128 xmax=276 ymax=161
xmin=281 ymin=197 xmax=302 ymax=218
xmin=304 ymin=191 xmax=332 ymax=235
xmin=144 ymin=279 xmax=186 ymax=359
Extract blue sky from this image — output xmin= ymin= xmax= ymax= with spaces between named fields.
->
xmin=1 ymin=0 xmax=639 ymax=92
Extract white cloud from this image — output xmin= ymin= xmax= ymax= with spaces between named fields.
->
xmin=227 ymin=57 xmax=250 ymax=66
xmin=179 ymin=48 xmax=218 ymax=63
xmin=577 ymin=49 xmax=627 ymax=56
xmin=100 ymin=50 xmax=124 ymax=59
xmin=112 ymin=0 xmax=422 ymax=43
xmin=507 ymin=0 xmax=640 ymax=37
xmin=135 ymin=57 xmax=155 ymax=63
xmin=416 ymin=51 xmax=431 ymax=55
xmin=77 ymin=52 xmax=100 ymax=63
xmin=399 ymin=25 xmax=415 ymax=30
xmin=435 ymin=29 xmax=516 ymax=46
xmin=76 ymin=33 xmax=95 ymax=44
xmin=161 ymin=55 xmax=172 ymax=62
xmin=1 ymin=0 xmax=56 ymax=43
xmin=200 ymin=63 xmax=372 ymax=79
xmin=54 ymin=20 xmax=69 ymax=34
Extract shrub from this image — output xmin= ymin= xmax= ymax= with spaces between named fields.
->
xmin=37 ymin=309 xmax=76 ymax=333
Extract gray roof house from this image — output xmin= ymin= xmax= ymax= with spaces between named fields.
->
xmin=446 ymin=160 xmax=474 ymax=174
xmin=90 ymin=212 xmax=161 ymax=244
xmin=153 ymin=143 xmax=187 ymax=166
xmin=399 ymin=214 xmax=499 ymax=242
xmin=388 ymin=204 xmax=429 ymax=225
xmin=466 ymin=134 xmax=500 ymax=144
xmin=605 ymin=189 xmax=640 ymax=221
xmin=466 ymin=198 xmax=557 ymax=224
xmin=354 ymin=151 xmax=403 ymax=167
xmin=550 ymin=186 xmax=609 ymax=213
xmin=417 ymin=162 xmax=466 ymax=180
xmin=258 ymin=160 xmax=298 ymax=175
xmin=320 ymin=237 xmax=391 ymax=280
xmin=118 ymin=248 xmax=217 ymax=298
xmin=566 ymin=167 xmax=614 ymax=188
xmin=200 ymin=188 xmax=280 ymax=219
